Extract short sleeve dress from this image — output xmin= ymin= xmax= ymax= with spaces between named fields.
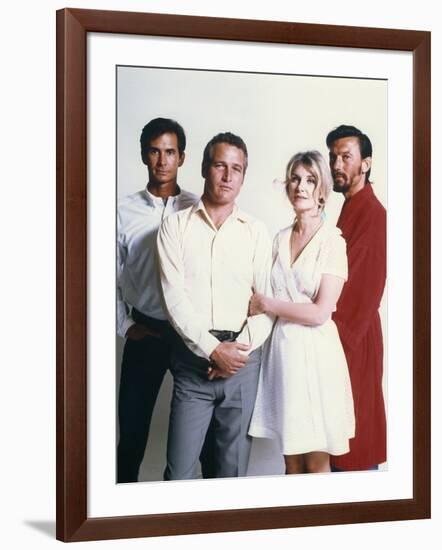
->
xmin=249 ymin=222 xmax=355 ymax=456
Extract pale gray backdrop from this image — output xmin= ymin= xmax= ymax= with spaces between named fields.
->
xmin=116 ymin=65 xmax=387 ymax=481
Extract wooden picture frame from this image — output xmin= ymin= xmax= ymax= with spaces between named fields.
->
xmin=56 ymin=7 xmax=431 ymax=542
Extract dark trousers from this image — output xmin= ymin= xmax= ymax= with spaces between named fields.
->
xmin=117 ymin=310 xmax=217 ymax=482
xmin=117 ymin=312 xmax=171 ymax=483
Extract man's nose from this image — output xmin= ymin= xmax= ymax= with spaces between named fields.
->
xmin=222 ymin=167 xmax=232 ymax=181
xmin=332 ymin=156 xmax=343 ymax=170
xmin=158 ymin=151 xmax=167 ymax=165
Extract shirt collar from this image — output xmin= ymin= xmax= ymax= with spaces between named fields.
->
xmin=143 ymin=184 xmax=182 ymax=207
xmin=193 ymin=200 xmax=250 ymax=223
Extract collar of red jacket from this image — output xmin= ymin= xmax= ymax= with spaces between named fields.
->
xmin=343 ymin=182 xmax=374 ymax=208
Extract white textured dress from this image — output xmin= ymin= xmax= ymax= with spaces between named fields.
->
xmin=249 ymin=222 xmax=355 ymax=456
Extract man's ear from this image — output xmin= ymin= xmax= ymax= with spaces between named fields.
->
xmin=178 ymin=151 xmax=185 ymax=167
xmin=362 ymin=156 xmax=372 ymax=175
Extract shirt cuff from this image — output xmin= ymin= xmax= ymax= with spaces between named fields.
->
xmin=196 ymin=332 xmax=222 ymax=359
xmin=235 ymin=329 xmax=252 ymax=355
xmin=118 ymin=317 xmax=135 ymax=339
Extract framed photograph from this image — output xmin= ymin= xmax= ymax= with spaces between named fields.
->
xmin=56 ymin=8 xmax=430 ymax=542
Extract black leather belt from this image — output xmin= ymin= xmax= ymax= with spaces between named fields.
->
xmin=132 ymin=308 xmax=170 ymax=331
xmin=209 ymin=329 xmax=240 ymax=342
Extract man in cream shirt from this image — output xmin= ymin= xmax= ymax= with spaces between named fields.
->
xmin=157 ymin=132 xmax=273 ymax=480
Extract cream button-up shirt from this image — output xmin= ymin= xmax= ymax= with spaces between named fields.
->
xmin=157 ymin=200 xmax=273 ymax=359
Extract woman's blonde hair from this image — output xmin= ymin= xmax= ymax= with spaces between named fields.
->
xmin=285 ymin=150 xmax=332 ymax=212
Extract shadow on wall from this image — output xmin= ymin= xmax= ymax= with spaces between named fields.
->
xmin=23 ymin=521 xmax=56 ymax=538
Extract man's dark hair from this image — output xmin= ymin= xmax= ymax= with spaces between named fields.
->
xmin=140 ymin=117 xmax=186 ymax=163
xmin=326 ymin=124 xmax=373 ymax=182
xmin=201 ymin=132 xmax=248 ymax=177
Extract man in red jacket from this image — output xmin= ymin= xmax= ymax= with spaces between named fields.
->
xmin=327 ymin=125 xmax=387 ymax=471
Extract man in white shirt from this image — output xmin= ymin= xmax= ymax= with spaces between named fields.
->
xmin=117 ymin=117 xmax=198 ymax=482
xmin=157 ymin=132 xmax=273 ymax=479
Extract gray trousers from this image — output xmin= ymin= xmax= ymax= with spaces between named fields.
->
xmin=164 ymin=347 xmax=261 ymax=480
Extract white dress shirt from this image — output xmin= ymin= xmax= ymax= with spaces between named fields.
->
xmin=117 ymin=186 xmax=198 ymax=338
xmin=157 ymin=200 xmax=273 ymax=359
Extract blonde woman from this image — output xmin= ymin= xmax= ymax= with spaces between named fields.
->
xmin=248 ymin=151 xmax=355 ymax=474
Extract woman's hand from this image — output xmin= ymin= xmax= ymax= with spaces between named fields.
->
xmin=249 ymin=292 xmax=270 ymax=316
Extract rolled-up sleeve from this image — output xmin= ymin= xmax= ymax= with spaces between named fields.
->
xmin=116 ymin=227 xmax=134 ymax=338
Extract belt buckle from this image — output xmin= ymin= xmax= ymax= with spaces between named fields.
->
xmin=209 ymin=329 xmax=237 ymax=342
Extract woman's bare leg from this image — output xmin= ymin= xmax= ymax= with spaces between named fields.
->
xmin=304 ymin=451 xmax=330 ymax=473
xmin=284 ymin=454 xmax=305 ymax=474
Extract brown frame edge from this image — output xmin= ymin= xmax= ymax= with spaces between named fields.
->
xmin=56 ymin=7 xmax=431 ymax=542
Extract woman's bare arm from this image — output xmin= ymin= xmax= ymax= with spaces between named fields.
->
xmin=249 ymin=274 xmax=345 ymax=326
